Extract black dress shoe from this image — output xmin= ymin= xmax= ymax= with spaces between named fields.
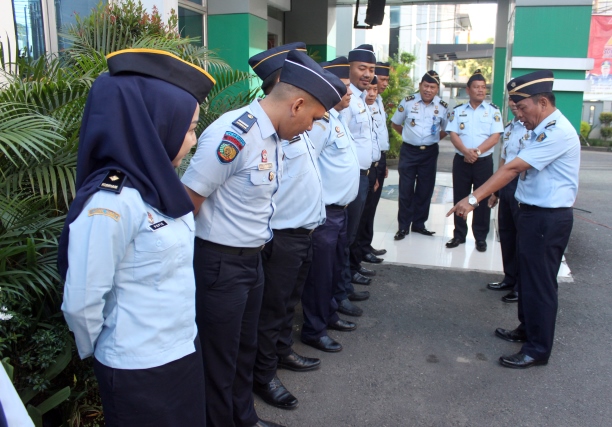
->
xmin=370 ymin=247 xmax=387 ymax=256
xmin=328 ymin=318 xmax=357 ymax=332
xmin=337 ymin=299 xmax=363 ymax=317
xmin=411 ymin=227 xmax=435 ymax=236
xmin=351 ymin=272 xmax=371 ymax=285
xmin=499 ymin=352 xmax=548 ymax=369
xmin=363 ymin=253 xmax=383 ymax=263
xmin=277 ymin=350 xmax=320 ymax=372
xmin=348 ymin=290 xmax=370 ymax=301
xmin=301 ymin=335 xmax=342 ymax=353
xmin=253 ymin=420 xmax=286 ymax=427
xmin=358 ymin=266 xmax=376 ymax=277
xmin=502 ymin=290 xmax=519 ymax=303
xmin=445 ymin=237 xmax=466 ymax=248
xmin=394 ymin=229 xmax=409 ymax=240
xmin=487 ymin=281 xmax=514 ymax=291
xmin=495 ymin=327 xmax=526 ymax=343
xmin=476 ymin=240 xmax=487 ymax=252
xmin=253 ymin=376 xmax=298 ymax=410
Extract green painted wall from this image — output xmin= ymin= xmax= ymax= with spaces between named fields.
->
xmin=492 ymin=47 xmax=507 ymax=109
xmin=307 ymin=44 xmax=336 ymax=62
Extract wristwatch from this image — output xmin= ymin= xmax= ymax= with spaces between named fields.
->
xmin=475 ymin=148 xmax=482 ymax=156
xmin=468 ymin=193 xmax=479 ymax=208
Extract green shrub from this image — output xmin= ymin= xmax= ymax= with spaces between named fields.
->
xmin=580 ymin=121 xmax=591 ymax=139
xmin=600 ymin=126 xmax=612 ymax=140
xmin=599 ymin=112 xmax=612 ymax=126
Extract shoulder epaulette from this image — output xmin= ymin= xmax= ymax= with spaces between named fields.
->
xmin=232 ymin=112 xmax=257 ymax=134
xmin=323 ymin=112 xmax=330 ymax=122
xmin=505 ymin=121 xmax=512 ymax=128
xmin=289 ymin=135 xmax=301 ymax=144
xmin=453 ymin=103 xmax=464 ymax=109
xmin=544 ymin=120 xmax=556 ymax=129
xmin=440 ymin=100 xmax=448 ymax=108
xmin=98 ymin=170 xmax=126 ymax=194
xmin=405 ymin=95 xmax=415 ymax=102
xmin=490 ymin=103 xmax=500 ymax=110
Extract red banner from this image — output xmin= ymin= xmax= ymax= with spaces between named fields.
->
xmin=586 ymin=15 xmax=612 ymax=93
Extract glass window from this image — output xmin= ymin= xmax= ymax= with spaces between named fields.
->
xmin=55 ymin=0 xmax=107 ymax=51
xmin=178 ymin=7 xmax=204 ymax=47
xmin=12 ymin=0 xmax=46 ymax=59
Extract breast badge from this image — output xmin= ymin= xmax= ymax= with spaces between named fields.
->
xmin=261 ymin=150 xmax=268 ymax=163
xmin=217 ymin=131 xmax=246 ymax=164
xmin=410 ymin=119 xmax=416 ymax=127
xmin=460 ymin=123 xmax=465 ymax=130
xmin=268 ymin=172 xmax=275 ymax=181
xmin=147 ymin=212 xmax=154 ymax=224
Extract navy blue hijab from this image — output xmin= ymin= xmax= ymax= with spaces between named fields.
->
xmin=58 ymin=73 xmax=198 ymax=279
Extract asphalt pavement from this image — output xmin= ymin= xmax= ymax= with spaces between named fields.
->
xmin=255 ymin=143 xmax=612 ymax=427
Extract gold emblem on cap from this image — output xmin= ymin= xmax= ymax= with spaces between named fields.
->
xmin=511 ymin=82 xmax=516 ymax=87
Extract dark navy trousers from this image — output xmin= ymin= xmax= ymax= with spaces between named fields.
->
xmin=302 ymin=207 xmax=347 ymax=340
xmin=516 ymin=207 xmax=573 ymax=361
xmin=357 ymin=152 xmax=387 ymax=256
xmin=397 ymin=143 xmax=439 ymax=230
xmin=498 ymin=176 xmax=520 ymax=290
xmin=350 ymin=165 xmax=378 ymax=272
xmin=255 ymin=231 xmax=312 ymax=384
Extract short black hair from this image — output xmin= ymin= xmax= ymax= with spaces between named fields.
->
xmin=262 ymin=69 xmax=282 ymax=95
xmin=530 ymin=92 xmax=556 ymax=107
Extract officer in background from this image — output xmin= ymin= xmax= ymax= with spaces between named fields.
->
xmin=445 ymin=69 xmax=504 ymax=252
xmin=247 ymin=43 xmax=327 ymax=411
xmin=448 ymin=70 xmax=580 ymax=369
xmin=392 ymin=70 xmax=448 ymax=240
xmin=336 ymin=44 xmax=378 ymax=318
xmin=486 ymin=98 xmax=530 ymax=303
xmin=301 ymin=56 xmax=361 ymax=352
xmin=182 ymin=50 xmax=343 ymax=427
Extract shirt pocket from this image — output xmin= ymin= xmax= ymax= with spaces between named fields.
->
xmin=133 ymin=222 xmax=180 ymax=285
xmin=479 ymin=115 xmax=493 ymax=133
xmin=334 ymin=136 xmax=350 ymax=150
xmin=282 ymin=142 xmax=310 ymax=178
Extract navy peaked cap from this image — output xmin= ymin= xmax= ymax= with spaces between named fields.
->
xmin=422 ymin=70 xmax=440 ymax=85
xmin=280 ymin=50 xmax=346 ymax=111
xmin=248 ymin=42 xmax=307 ymax=80
xmin=467 ymin=69 xmax=486 ymax=85
xmin=376 ymin=62 xmax=390 ymax=76
xmin=507 ymin=70 xmax=554 ymax=103
xmin=348 ymin=44 xmax=376 ymax=63
xmin=321 ymin=56 xmax=350 ymax=79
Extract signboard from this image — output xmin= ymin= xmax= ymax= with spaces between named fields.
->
xmin=586 ymin=15 xmax=612 ymax=99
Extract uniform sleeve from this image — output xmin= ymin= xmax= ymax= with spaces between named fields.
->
xmin=445 ymin=109 xmax=458 ymax=133
xmin=307 ymin=120 xmax=332 ymax=158
xmin=62 ymin=190 xmax=139 ymax=359
xmin=492 ymin=109 xmax=504 ymax=134
xmin=181 ymin=124 xmax=244 ymax=197
xmin=517 ymin=131 xmax=573 ymax=171
xmin=391 ymin=100 xmax=407 ymax=126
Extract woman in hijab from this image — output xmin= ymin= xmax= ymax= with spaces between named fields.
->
xmin=59 ymin=49 xmax=215 ymax=427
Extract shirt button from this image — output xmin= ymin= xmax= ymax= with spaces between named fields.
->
xmin=156 ymin=240 xmax=162 ymax=247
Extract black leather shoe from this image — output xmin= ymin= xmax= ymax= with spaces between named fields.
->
xmin=337 ymin=299 xmax=363 ymax=317
xmin=351 ymin=272 xmax=371 ymax=285
xmin=277 ymin=350 xmax=320 ymax=372
xmin=363 ymin=253 xmax=383 ymax=263
xmin=499 ymin=352 xmax=548 ymax=369
xmin=394 ymin=229 xmax=409 ymax=240
xmin=348 ymin=290 xmax=370 ymax=301
xmin=487 ymin=281 xmax=514 ymax=291
xmin=476 ymin=240 xmax=487 ymax=252
xmin=301 ymin=335 xmax=342 ymax=353
xmin=370 ymin=247 xmax=387 ymax=256
xmin=411 ymin=227 xmax=435 ymax=236
xmin=253 ymin=376 xmax=298 ymax=410
xmin=502 ymin=290 xmax=519 ymax=303
xmin=328 ymin=318 xmax=357 ymax=332
xmin=495 ymin=327 xmax=526 ymax=343
xmin=253 ymin=419 xmax=286 ymax=427
xmin=358 ymin=266 xmax=376 ymax=277
xmin=445 ymin=237 xmax=466 ymax=248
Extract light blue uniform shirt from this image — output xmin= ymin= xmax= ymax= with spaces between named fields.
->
xmin=445 ymin=101 xmax=504 ymax=156
xmin=391 ymin=93 xmax=448 ymax=146
xmin=182 ymin=99 xmax=281 ymax=247
xmin=501 ymin=119 xmax=530 ymax=163
xmin=341 ymin=83 xmax=378 ymax=168
xmin=308 ymin=109 xmax=360 ymax=206
xmin=62 ymin=187 xmax=197 ymax=369
xmin=515 ymin=109 xmax=580 ymax=208
xmin=271 ymin=133 xmax=325 ymax=230
xmin=372 ymin=95 xmax=390 ymax=151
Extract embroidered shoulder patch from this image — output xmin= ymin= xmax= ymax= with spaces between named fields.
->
xmin=536 ymin=132 xmax=547 ymax=142
xmin=88 ymin=208 xmax=120 ymax=222
xmin=398 ymin=105 xmax=404 ymax=112
xmin=440 ymin=100 xmax=448 ymax=108
xmin=448 ymin=110 xmax=455 ymax=122
xmin=98 ymin=170 xmax=126 ymax=193
xmin=494 ymin=113 xmax=501 ymax=122
xmin=232 ymin=112 xmax=257 ymax=134
xmin=217 ymin=131 xmax=246 ymax=164
xmin=323 ymin=112 xmax=330 ymax=122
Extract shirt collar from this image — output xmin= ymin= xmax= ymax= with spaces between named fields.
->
xmin=330 ymin=108 xmax=340 ymax=119
xmin=251 ymin=98 xmax=277 ymax=140
xmin=532 ymin=109 xmax=561 ymax=136
xmin=350 ymin=83 xmax=365 ymax=99
xmin=466 ymin=101 xmax=486 ymax=110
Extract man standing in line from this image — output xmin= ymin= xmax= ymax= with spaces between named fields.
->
xmin=301 ymin=56 xmax=361 ymax=353
xmin=445 ymin=70 xmax=504 ymax=252
xmin=486 ymin=98 xmax=530 ymax=303
xmin=448 ymin=70 xmax=580 ymax=369
xmin=391 ymin=70 xmax=448 ymax=240
xmin=182 ymin=50 xmax=343 ymax=427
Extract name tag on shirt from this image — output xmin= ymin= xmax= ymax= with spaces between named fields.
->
xmin=258 ymin=163 xmax=273 ymax=170
xmin=149 ymin=220 xmax=168 ymax=231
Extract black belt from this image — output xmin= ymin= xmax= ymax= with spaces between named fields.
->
xmin=274 ymin=227 xmax=315 ymax=236
xmin=360 ymin=169 xmax=370 ymax=176
xmin=518 ymin=204 xmax=572 ymax=212
xmin=405 ymin=143 xmax=437 ymax=150
xmin=455 ymin=153 xmax=491 ymax=162
xmin=327 ymin=204 xmax=348 ymax=210
xmin=371 ymin=161 xmax=379 ymax=168
xmin=197 ymin=238 xmax=265 ymax=256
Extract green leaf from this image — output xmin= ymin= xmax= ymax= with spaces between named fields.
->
xmin=27 ymin=404 xmax=43 ymax=427
xmin=1 ymin=358 xmax=14 ymax=382
xmin=35 ymin=386 xmax=71 ymax=415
